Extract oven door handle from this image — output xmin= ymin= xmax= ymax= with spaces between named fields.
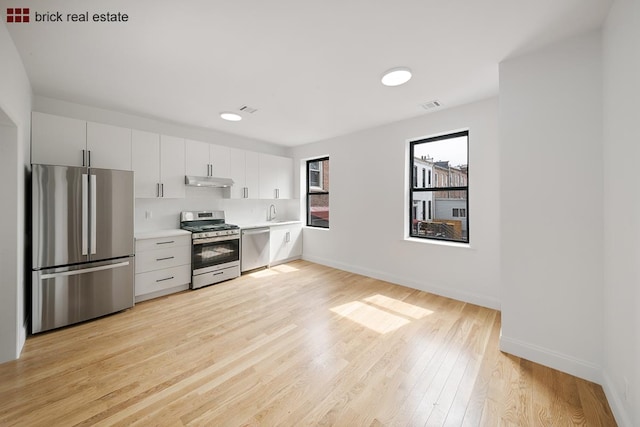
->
xmin=193 ymin=235 xmax=239 ymax=245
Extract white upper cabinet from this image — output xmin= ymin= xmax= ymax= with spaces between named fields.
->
xmin=229 ymin=149 xmax=259 ymax=199
xmin=86 ymin=122 xmax=132 ymax=171
xmin=159 ymin=135 xmax=186 ymax=199
xmin=131 ymin=130 xmax=160 ymax=198
xmin=209 ymin=144 xmax=230 ymax=178
xmin=185 ymin=140 xmax=231 ymax=178
xmin=259 ymin=154 xmax=293 ymax=199
xmin=132 ymin=131 xmax=185 ymax=198
xmin=31 ymin=112 xmax=86 ymax=167
xmin=32 ymin=112 xmax=132 ymax=170
xmin=185 ymin=139 xmax=210 ymax=177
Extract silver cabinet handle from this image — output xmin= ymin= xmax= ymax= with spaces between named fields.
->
xmin=156 ymin=183 xmax=160 ymax=198
xmin=87 ymin=150 xmax=91 ymax=167
xmin=156 ymin=256 xmax=175 ymax=261
xmin=82 ymin=149 xmax=86 ymax=167
xmin=156 ymin=240 xmax=175 ymax=245
xmin=161 ymin=183 xmax=164 ymax=197
xmin=156 ymin=276 xmax=174 ymax=282
xmin=213 ymin=271 xmax=224 ymax=276
xmin=275 ymin=188 xmax=280 ymax=199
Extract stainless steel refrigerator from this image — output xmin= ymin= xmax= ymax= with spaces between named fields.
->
xmin=31 ymin=164 xmax=135 ymax=334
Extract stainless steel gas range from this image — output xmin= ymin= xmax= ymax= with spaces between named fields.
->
xmin=180 ymin=211 xmax=240 ymax=289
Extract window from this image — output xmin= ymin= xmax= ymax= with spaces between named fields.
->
xmin=409 ymin=131 xmax=468 ymax=243
xmin=452 ymin=208 xmax=466 ymax=218
xmin=307 ymin=157 xmax=329 ymax=228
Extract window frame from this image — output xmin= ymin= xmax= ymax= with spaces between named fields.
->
xmin=306 ymin=157 xmax=330 ymax=229
xmin=409 ymin=130 xmax=469 ymax=243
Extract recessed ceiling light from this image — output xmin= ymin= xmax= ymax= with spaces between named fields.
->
xmin=220 ymin=112 xmax=242 ymax=121
xmin=381 ymin=67 xmax=412 ymax=87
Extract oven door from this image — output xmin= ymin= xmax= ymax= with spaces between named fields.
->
xmin=192 ymin=235 xmax=240 ymax=274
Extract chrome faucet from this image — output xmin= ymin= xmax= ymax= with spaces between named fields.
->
xmin=268 ymin=204 xmax=277 ymax=221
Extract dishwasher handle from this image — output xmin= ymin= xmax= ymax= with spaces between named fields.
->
xmin=242 ymin=228 xmax=270 ymax=236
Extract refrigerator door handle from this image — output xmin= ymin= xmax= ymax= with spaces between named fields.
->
xmin=82 ymin=173 xmax=89 ymax=255
xmin=40 ymin=261 xmax=131 ymax=280
xmin=90 ymin=174 xmax=97 ymax=254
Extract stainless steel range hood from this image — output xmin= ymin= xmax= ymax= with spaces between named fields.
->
xmin=185 ymin=175 xmax=234 ymax=188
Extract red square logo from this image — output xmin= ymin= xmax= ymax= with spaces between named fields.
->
xmin=6 ymin=7 xmax=29 ymax=23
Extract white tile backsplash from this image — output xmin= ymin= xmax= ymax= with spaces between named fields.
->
xmin=134 ymin=187 xmax=300 ymax=232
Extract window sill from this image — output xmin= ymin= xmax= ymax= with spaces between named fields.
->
xmin=404 ymin=236 xmax=473 ymax=250
xmin=304 ymin=226 xmax=330 ymax=231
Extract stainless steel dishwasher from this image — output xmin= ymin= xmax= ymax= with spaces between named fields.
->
xmin=241 ymin=227 xmax=270 ymax=272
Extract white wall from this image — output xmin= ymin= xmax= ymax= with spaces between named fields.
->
xmin=291 ymin=98 xmax=501 ymax=309
xmin=0 ymin=22 xmax=32 ymax=363
xmin=499 ymin=31 xmax=603 ymax=382
xmin=602 ymin=0 xmax=640 ymax=425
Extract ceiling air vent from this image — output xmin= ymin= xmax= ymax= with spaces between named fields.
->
xmin=421 ymin=100 xmax=442 ymax=110
xmin=239 ymin=105 xmax=258 ymax=114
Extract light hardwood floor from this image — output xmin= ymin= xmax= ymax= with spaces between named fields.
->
xmin=0 ymin=260 xmax=616 ymax=426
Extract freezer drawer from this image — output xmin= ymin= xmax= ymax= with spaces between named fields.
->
xmin=32 ymin=257 xmax=134 ymax=334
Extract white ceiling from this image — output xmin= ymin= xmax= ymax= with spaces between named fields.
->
xmin=4 ymin=0 xmax=612 ymax=146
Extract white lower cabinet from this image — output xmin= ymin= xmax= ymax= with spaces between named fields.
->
xmin=269 ymin=223 xmax=302 ymax=265
xmin=135 ymin=232 xmax=191 ymax=302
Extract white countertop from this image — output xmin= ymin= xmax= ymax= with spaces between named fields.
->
xmin=135 ymin=229 xmax=191 ymax=240
xmin=237 ymin=220 xmax=302 ymax=230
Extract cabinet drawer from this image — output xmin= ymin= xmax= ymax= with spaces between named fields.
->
xmin=136 ymin=235 xmax=191 ymax=252
xmin=136 ymin=246 xmax=191 ymax=273
xmin=135 ymin=265 xmax=190 ymax=296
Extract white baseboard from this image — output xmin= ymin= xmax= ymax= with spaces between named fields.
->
xmin=499 ymin=334 xmax=601 ymax=383
xmin=601 ymin=371 xmax=633 ymax=427
xmin=302 ymin=254 xmax=500 ymax=310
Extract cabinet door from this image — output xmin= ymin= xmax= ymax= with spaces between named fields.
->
xmin=185 ymin=139 xmax=210 ymax=177
xmin=131 ymin=130 xmax=160 ymax=198
xmin=269 ymin=224 xmax=302 ymax=264
xmin=260 ymin=154 xmax=293 ymax=199
xmin=228 ymin=148 xmax=246 ymax=199
xmin=259 ymin=154 xmax=279 ymax=199
xmin=244 ymin=151 xmax=260 ymax=199
xmin=209 ymin=144 xmax=230 ymax=177
xmin=87 ymin=122 xmax=132 ymax=171
xmin=269 ymin=226 xmax=287 ymax=264
xmin=160 ymin=135 xmax=185 ymax=198
xmin=31 ymin=112 xmax=86 ymax=167
xmin=275 ymin=156 xmax=293 ymax=199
